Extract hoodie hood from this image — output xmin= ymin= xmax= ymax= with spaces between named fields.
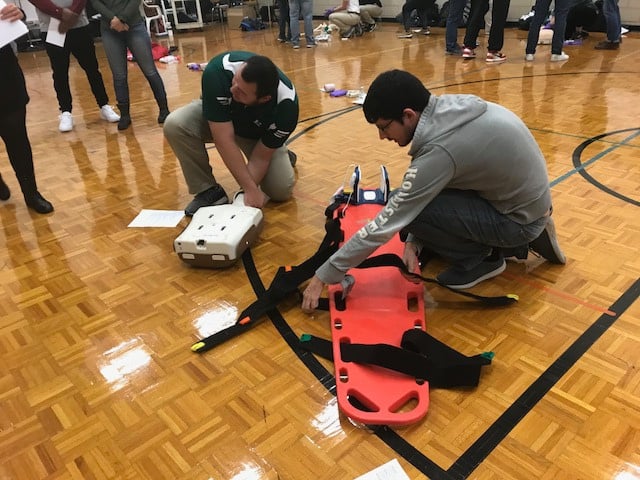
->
xmin=409 ymin=94 xmax=487 ymax=157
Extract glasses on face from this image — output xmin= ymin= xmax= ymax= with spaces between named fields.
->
xmin=376 ymin=119 xmax=394 ymax=132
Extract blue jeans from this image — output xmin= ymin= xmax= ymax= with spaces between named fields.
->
xmin=602 ymin=0 xmax=621 ymax=42
xmin=289 ymin=0 xmax=315 ymax=46
xmin=445 ymin=0 xmax=466 ymax=51
xmin=403 ymin=189 xmax=547 ymax=270
xmin=525 ymin=0 xmax=571 ymax=55
xmin=100 ymin=21 xmax=167 ymax=107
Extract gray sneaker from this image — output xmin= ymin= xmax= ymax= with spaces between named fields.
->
xmin=184 ymin=185 xmax=228 ymax=217
xmin=437 ymin=256 xmax=506 ymax=290
xmin=529 ymin=216 xmax=566 ymax=264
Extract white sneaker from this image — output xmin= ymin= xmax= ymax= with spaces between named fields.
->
xmin=100 ymin=105 xmax=120 ymax=123
xmin=525 ymin=53 xmax=534 ymax=61
xmin=462 ymin=47 xmax=476 ymax=58
xmin=485 ymin=51 xmax=507 ymax=63
xmin=58 ymin=111 xmax=73 ymax=132
xmin=550 ymin=52 xmax=569 ymax=62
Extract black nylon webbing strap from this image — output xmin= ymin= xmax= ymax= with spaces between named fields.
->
xmin=356 ymin=253 xmax=518 ymax=306
xmin=299 ymin=331 xmax=493 ymax=389
xmin=191 ymin=218 xmax=343 ymax=353
xmin=340 ymin=342 xmax=432 ymax=379
xmin=299 ymin=333 xmax=334 ymax=360
xmin=400 ymin=329 xmax=492 ymax=388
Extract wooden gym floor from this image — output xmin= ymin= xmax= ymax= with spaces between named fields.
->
xmin=1 ymin=20 xmax=639 ymax=480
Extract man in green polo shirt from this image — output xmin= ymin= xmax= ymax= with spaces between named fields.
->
xmin=164 ymin=51 xmax=299 ymax=215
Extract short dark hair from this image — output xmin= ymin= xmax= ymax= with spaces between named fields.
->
xmin=362 ymin=70 xmax=431 ymax=123
xmin=242 ymin=55 xmax=280 ymax=99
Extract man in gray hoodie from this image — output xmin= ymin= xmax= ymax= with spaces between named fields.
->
xmin=302 ymin=69 xmax=565 ymax=308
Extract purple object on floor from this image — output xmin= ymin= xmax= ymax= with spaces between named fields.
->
xmin=330 ymin=89 xmax=348 ymax=97
xmin=564 ymin=39 xmax=583 ymax=46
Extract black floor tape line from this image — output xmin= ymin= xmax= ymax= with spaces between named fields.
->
xmin=448 ymin=277 xmax=640 ymax=478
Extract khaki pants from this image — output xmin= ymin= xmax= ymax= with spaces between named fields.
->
xmin=359 ymin=4 xmax=382 ymax=24
xmin=163 ymin=99 xmax=295 ymax=202
xmin=328 ymin=11 xmax=360 ymax=34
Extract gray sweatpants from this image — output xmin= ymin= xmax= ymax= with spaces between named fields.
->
xmin=163 ymin=99 xmax=295 ymax=202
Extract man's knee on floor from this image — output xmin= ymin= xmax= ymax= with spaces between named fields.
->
xmin=264 ymin=182 xmax=295 ymax=203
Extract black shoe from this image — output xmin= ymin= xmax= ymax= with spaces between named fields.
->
xmin=25 ymin=191 xmax=54 ymax=214
xmin=364 ymin=22 xmax=376 ymax=32
xmin=158 ymin=108 xmax=170 ymax=124
xmin=529 ymin=216 xmax=566 ymax=264
xmin=499 ymin=245 xmax=529 ymax=260
xmin=446 ymin=45 xmax=462 ymax=55
xmin=118 ymin=115 xmax=132 ymax=130
xmin=184 ymin=185 xmax=228 ymax=217
xmin=288 ymin=150 xmax=297 ymax=167
xmin=437 ymin=256 xmax=506 ymax=290
xmin=0 ymin=177 xmax=10 ymax=201
xmin=594 ymin=40 xmax=620 ymax=50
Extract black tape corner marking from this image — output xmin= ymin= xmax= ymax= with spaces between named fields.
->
xmin=571 ymin=128 xmax=640 ymax=207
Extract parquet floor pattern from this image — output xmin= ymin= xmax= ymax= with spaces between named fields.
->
xmin=1 ymin=20 xmax=639 ymax=480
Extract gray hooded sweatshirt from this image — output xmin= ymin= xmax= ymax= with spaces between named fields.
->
xmin=316 ymin=93 xmax=552 ymax=284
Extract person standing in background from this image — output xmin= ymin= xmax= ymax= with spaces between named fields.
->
xmin=89 ymin=0 xmax=170 ymax=130
xmin=594 ymin=0 xmax=621 ymax=49
xmin=461 ymin=0 xmax=511 ymax=62
xmin=525 ymin=0 xmax=571 ymax=62
xmin=444 ymin=0 xmax=466 ymax=55
xmin=289 ymin=0 xmax=316 ymax=48
xmin=277 ymin=0 xmax=291 ymax=42
xmin=29 ymin=0 xmax=120 ymax=132
xmin=0 ymin=3 xmax=54 ymax=214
